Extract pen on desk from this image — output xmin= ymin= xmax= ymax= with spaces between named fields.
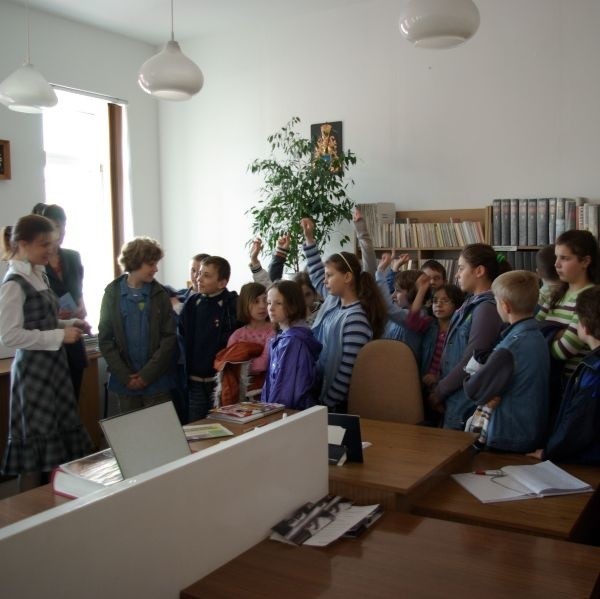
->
xmin=473 ymin=469 xmax=504 ymax=476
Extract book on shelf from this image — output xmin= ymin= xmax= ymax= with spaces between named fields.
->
xmin=270 ymin=495 xmax=383 ymax=547
xmin=182 ymin=422 xmax=234 ymax=440
xmin=518 ymin=198 xmax=528 ymax=246
xmin=548 ymin=197 xmax=557 ymax=243
xmin=537 ymin=198 xmax=549 ymax=245
xmin=52 ymin=448 xmax=123 ymax=499
xmin=451 ymin=460 xmax=592 ymax=504
xmin=492 ymin=199 xmax=502 ymax=247
xmin=527 ymin=199 xmax=537 ymax=246
xmin=207 ymin=401 xmax=285 ymax=424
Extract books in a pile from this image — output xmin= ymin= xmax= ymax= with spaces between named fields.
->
xmin=452 ymin=460 xmax=593 ymax=503
xmin=52 ymin=448 xmax=123 ymax=498
xmin=207 ymin=401 xmax=285 ymax=424
xmin=182 ymin=422 xmax=234 ymax=440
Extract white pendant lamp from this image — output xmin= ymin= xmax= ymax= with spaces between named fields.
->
xmin=138 ymin=0 xmax=204 ymax=101
xmin=0 ymin=2 xmax=57 ymax=113
xmin=399 ymin=0 xmax=480 ymax=49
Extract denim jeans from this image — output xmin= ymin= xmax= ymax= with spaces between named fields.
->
xmin=188 ymin=380 xmax=216 ymax=422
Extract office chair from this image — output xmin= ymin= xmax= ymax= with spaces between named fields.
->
xmin=347 ymin=339 xmax=424 ymax=423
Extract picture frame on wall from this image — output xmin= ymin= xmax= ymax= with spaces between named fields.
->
xmin=0 ymin=140 xmax=11 ymax=180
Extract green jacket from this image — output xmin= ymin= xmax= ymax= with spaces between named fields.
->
xmin=98 ymin=275 xmax=176 ymax=387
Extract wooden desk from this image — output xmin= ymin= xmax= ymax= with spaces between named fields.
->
xmin=181 ymin=511 xmax=600 ymax=599
xmin=328 ymin=419 xmax=475 ymax=510
xmin=0 ymin=485 xmax=70 ymax=527
xmin=0 ymin=350 xmax=103 ymax=464
xmin=412 ymin=452 xmax=600 ymax=543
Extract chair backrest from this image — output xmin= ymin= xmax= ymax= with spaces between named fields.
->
xmin=347 ymin=339 xmax=424 ymax=424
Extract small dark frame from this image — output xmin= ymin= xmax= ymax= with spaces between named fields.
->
xmin=311 ymin=121 xmax=343 ymax=155
xmin=0 ymin=140 xmax=11 ymax=180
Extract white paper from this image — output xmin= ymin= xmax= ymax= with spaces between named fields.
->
xmin=303 ymin=505 xmax=380 ymax=546
xmin=328 ymin=425 xmax=346 ymax=446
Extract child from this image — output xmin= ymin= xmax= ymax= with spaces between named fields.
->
xmin=463 ymin=271 xmax=549 ymax=452
xmin=225 ymin=282 xmax=274 ymax=390
xmin=0 ymin=215 xmax=91 ymax=490
xmin=536 ymin=230 xmax=599 ymax=381
xmin=98 ymin=237 xmax=176 ymax=415
xmin=428 ymin=244 xmax=508 ymax=430
xmin=179 ymin=256 xmax=240 ymax=421
xmin=531 ymin=285 xmax=600 ymax=464
xmin=261 ymin=280 xmax=321 ymax=409
xmin=292 ymin=271 xmax=322 ymax=325
xmin=302 ymin=217 xmax=387 ymax=413
xmin=535 ymin=244 xmax=561 ymax=309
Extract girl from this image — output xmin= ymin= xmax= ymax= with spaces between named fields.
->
xmin=225 ymin=282 xmax=274 ymax=390
xmin=428 ymin=243 xmax=507 ymax=430
xmin=292 ymin=271 xmax=322 ymax=325
xmin=536 ymin=230 xmax=599 ymax=381
xmin=261 ymin=280 xmax=321 ymax=409
xmin=301 ymin=217 xmax=387 ymax=413
xmin=0 ymin=215 xmax=92 ymax=490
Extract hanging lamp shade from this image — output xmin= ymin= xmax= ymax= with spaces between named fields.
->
xmin=138 ymin=40 xmax=204 ymax=100
xmin=399 ymin=0 xmax=480 ymax=49
xmin=0 ymin=62 xmax=58 ymax=113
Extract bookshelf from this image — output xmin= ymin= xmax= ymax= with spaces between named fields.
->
xmin=356 ymin=205 xmax=492 ymax=281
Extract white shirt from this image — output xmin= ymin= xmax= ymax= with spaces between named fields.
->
xmin=0 ymin=259 xmax=69 ymax=350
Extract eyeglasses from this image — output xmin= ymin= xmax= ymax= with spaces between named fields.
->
xmin=432 ymin=298 xmax=453 ymax=305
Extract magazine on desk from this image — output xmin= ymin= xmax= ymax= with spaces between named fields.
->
xmin=207 ymin=401 xmax=285 ymax=424
xmin=182 ymin=422 xmax=234 ymax=440
xmin=271 ymin=495 xmax=383 ymax=547
xmin=452 ymin=460 xmax=593 ymax=503
xmin=52 ymin=448 xmax=123 ymax=499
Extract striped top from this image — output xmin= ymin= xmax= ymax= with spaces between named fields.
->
xmin=304 ymin=243 xmax=373 ymax=406
xmin=427 ymin=329 xmax=448 ymax=378
xmin=536 ymin=285 xmax=592 ymax=378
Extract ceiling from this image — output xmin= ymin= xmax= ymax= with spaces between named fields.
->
xmin=8 ymin=0 xmax=367 ymax=45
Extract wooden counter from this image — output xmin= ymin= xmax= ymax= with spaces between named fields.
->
xmin=181 ymin=511 xmax=600 ymax=599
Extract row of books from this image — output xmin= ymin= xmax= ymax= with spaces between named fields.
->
xmin=492 ymin=198 xmax=600 ymax=247
xmin=357 ymin=203 xmax=485 ymax=248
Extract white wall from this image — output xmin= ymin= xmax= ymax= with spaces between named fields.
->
xmin=0 ymin=1 xmax=162 ymax=240
xmin=159 ymin=0 xmax=600 ymax=291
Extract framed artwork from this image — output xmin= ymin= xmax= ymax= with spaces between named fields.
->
xmin=311 ymin=121 xmax=343 ymax=160
xmin=0 ymin=140 xmax=11 ymax=180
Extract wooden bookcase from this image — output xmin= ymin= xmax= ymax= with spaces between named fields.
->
xmin=356 ymin=206 xmax=493 ymax=280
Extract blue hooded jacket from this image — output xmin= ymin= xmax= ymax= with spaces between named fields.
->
xmin=261 ymin=324 xmax=322 ymax=410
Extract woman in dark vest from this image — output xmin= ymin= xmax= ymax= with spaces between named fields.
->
xmin=32 ymin=203 xmax=88 ymax=399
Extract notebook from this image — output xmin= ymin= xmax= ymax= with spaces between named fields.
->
xmin=100 ymin=401 xmax=191 ymax=479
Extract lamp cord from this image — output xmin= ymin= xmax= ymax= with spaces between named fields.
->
xmin=26 ymin=0 xmax=31 ymax=63
xmin=170 ymin=0 xmax=175 ymax=41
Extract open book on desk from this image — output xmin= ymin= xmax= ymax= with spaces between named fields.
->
xmin=452 ymin=460 xmax=593 ymax=503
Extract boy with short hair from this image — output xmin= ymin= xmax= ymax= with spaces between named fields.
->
xmin=99 ymin=237 xmax=176 ymax=415
xmin=179 ymin=256 xmax=240 ymax=421
xmin=463 ymin=270 xmax=549 ymax=452
xmin=532 ymin=285 xmax=600 ymax=464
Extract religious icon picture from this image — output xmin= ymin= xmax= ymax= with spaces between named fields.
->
xmin=0 ymin=140 xmax=11 ymax=180
xmin=311 ymin=121 xmax=343 ymax=172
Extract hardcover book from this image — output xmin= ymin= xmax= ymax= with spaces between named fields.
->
xmin=52 ymin=448 xmax=123 ymax=499
xmin=207 ymin=401 xmax=285 ymax=424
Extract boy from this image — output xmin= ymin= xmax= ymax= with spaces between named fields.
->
xmin=532 ymin=285 xmax=600 ymax=463
xmin=463 ymin=270 xmax=549 ymax=452
xmin=98 ymin=237 xmax=176 ymax=415
xmin=179 ymin=256 xmax=240 ymax=421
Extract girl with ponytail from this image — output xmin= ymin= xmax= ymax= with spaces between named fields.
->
xmin=429 ymin=243 xmax=507 ymax=430
xmin=301 ymin=216 xmax=387 ymax=413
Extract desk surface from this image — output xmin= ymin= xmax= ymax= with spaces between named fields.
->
xmin=412 ymin=452 xmax=600 ymax=541
xmin=180 ymin=511 xmax=600 ymax=599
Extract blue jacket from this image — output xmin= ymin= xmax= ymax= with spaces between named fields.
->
xmin=478 ymin=318 xmax=549 ymax=452
xmin=382 ymin=319 xmax=422 ymax=364
xmin=441 ymin=291 xmax=501 ymax=430
xmin=545 ymin=346 xmax=600 ymax=464
xmin=420 ymin=320 xmax=439 ymax=376
xmin=261 ymin=325 xmax=322 ymax=410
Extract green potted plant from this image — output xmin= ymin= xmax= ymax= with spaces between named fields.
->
xmin=248 ymin=117 xmax=357 ymax=272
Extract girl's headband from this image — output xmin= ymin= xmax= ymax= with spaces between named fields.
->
xmin=336 ymin=252 xmax=353 ymax=272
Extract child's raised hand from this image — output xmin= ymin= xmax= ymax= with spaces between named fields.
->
xmin=391 ymin=253 xmax=410 ymax=272
xmin=353 ymin=207 xmax=363 ymax=222
xmin=416 ymin=273 xmax=430 ymax=291
xmin=249 ymin=238 xmax=263 ymax=265
xmin=277 ymin=233 xmax=291 ymax=251
xmin=300 ymin=218 xmax=315 ymax=243
xmin=378 ymin=252 xmax=392 ymax=272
